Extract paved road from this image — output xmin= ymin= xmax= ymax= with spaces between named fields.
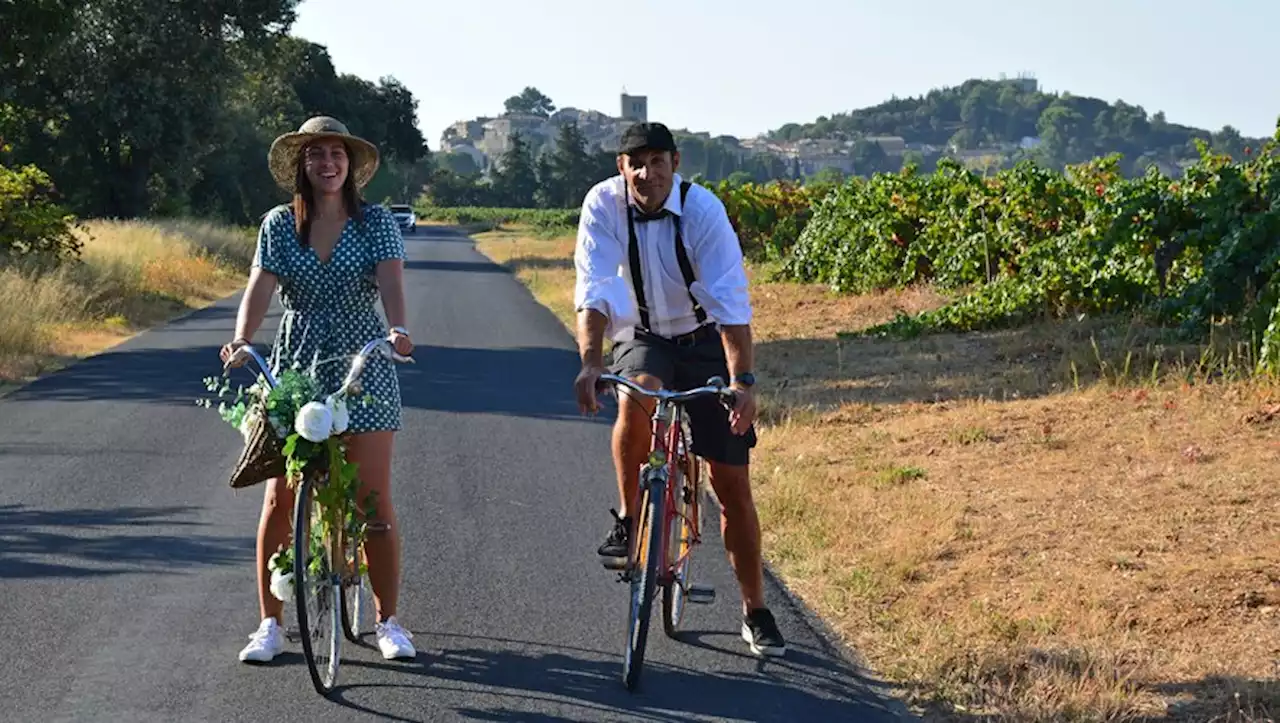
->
xmin=0 ymin=225 xmax=913 ymax=722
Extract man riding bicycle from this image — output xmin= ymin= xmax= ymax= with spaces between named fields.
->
xmin=572 ymin=121 xmax=786 ymax=657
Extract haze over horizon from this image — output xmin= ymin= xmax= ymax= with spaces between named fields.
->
xmin=289 ymin=0 xmax=1279 ymax=148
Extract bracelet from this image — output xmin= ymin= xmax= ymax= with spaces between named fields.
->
xmin=389 ymin=326 xmax=410 ymax=338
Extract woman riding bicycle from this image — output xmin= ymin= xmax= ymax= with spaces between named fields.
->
xmin=219 ymin=116 xmax=417 ymax=663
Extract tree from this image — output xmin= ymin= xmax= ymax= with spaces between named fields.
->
xmin=1212 ymin=125 xmax=1247 ymax=160
xmin=2 ymin=0 xmax=301 ymax=218
xmin=808 ymin=166 xmax=846 ymax=185
xmin=503 ymin=87 xmax=555 ymax=118
xmin=491 ymin=133 xmax=539 ymax=207
xmin=852 ymin=139 xmax=889 ymax=176
xmin=364 ymin=155 xmax=435 ymax=205
xmin=437 ymin=151 xmax=480 ymax=176
xmin=1037 ymin=100 xmax=1086 ymax=164
xmin=1 ymin=3 xmax=440 ymax=226
xmin=423 ymin=168 xmax=495 ymax=207
xmin=545 ymin=122 xmax=594 ymax=207
xmin=590 ymin=150 xmax=620 ymax=185
xmin=960 ymin=82 xmax=998 ymax=142
xmin=533 ymin=152 xmax=556 ymax=209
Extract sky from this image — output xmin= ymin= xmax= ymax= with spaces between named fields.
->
xmin=288 ymin=0 xmax=1279 ymax=149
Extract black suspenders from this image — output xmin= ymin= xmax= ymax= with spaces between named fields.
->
xmin=626 ymin=180 xmax=708 ymax=333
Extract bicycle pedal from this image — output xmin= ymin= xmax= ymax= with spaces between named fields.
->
xmin=686 ymin=584 xmax=716 ymax=605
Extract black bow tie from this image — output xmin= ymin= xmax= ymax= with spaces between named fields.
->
xmin=632 ymin=207 xmax=672 ymax=223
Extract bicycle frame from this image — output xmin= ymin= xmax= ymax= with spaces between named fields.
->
xmin=597 ymin=374 xmax=735 ymax=582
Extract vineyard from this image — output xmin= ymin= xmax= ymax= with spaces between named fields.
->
xmin=717 ymin=123 xmax=1280 ymax=358
xmin=701 ymin=178 xmax=835 ymax=261
xmin=414 ymin=205 xmax=578 ymax=233
xmin=420 ymin=126 xmax=1280 ymax=363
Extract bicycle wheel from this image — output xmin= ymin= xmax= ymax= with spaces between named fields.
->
xmin=341 ymin=542 xmax=371 ymax=642
xmin=663 ymin=449 xmax=701 ymax=638
xmin=623 ymin=470 xmax=664 ymax=691
xmin=293 ymin=475 xmax=343 ymax=695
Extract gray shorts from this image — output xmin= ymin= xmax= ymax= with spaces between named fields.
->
xmin=608 ymin=325 xmax=757 ymax=466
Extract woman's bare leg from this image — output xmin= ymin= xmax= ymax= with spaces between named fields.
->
xmin=345 ymin=431 xmax=400 ymax=620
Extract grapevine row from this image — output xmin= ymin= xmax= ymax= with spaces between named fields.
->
xmin=715 ymin=123 xmax=1280 ymax=358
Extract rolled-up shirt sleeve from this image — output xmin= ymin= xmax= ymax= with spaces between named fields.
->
xmin=574 ymin=183 xmax=637 ymax=338
xmin=685 ymin=191 xmax=753 ymax=326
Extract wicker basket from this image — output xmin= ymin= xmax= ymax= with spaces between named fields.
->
xmin=227 ymin=410 xmax=287 ymax=489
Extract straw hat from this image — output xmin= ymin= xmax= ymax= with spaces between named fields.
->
xmin=267 ymin=116 xmax=380 ymax=192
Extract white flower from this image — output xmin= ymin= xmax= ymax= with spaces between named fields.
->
xmin=294 ymin=401 xmax=333 ymax=442
xmin=326 ymin=394 xmax=350 ymax=435
xmin=269 ymin=569 xmax=294 ymax=602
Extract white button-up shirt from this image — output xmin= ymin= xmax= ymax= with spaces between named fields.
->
xmin=573 ymin=173 xmax=752 ymax=342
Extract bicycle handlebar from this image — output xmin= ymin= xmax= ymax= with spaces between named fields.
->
xmin=336 ymin=336 xmax=414 ymax=397
xmin=225 ymin=334 xmax=414 ymax=396
xmin=230 ymin=344 xmax=277 ymax=388
xmin=596 ymin=373 xmax=738 ymax=408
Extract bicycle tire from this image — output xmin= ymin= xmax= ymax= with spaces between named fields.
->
xmin=663 ymin=452 xmax=700 ymax=638
xmin=623 ymin=471 xmax=664 ymax=691
xmin=294 ymin=475 xmax=343 ymax=695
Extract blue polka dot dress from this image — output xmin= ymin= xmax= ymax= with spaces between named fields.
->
xmin=252 ymin=202 xmax=407 ymax=434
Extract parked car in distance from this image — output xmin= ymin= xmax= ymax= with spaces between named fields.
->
xmin=389 ymin=204 xmax=417 ymax=235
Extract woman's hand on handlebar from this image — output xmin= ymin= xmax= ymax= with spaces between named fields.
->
xmin=388 ymin=327 xmax=414 ymax=358
xmin=220 ymin=338 xmax=250 ymax=368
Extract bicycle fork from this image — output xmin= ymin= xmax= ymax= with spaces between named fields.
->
xmin=619 ymin=441 xmax=716 ymax=606
xmin=619 ymin=463 xmax=666 ymax=585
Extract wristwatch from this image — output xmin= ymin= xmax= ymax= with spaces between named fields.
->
xmin=731 ymin=372 xmax=756 ymax=387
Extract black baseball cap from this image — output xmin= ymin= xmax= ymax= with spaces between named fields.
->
xmin=618 ymin=122 xmax=677 ymax=155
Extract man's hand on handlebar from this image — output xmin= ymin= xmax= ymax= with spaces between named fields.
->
xmin=575 ymin=363 xmax=606 ymax=415
xmin=726 ymin=381 xmax=756 ymax=436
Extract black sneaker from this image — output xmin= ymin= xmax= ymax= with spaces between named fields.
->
xmin=742 ymin=608 xmax=786 ymax=657
xmin=597 ymin=509 xmax=630 ymax=568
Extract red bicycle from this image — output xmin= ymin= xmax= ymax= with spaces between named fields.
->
xmin=597 ymin=373 xmax=734 ymax=690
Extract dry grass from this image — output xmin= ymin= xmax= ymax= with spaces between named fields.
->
xmin=757 ymin=387 xmax=1280 ymax=721
xmin=0 ymin=219 xmax=253 ymax=387
xmin=471 ymin=228 xmax=1280 ymax=722
xmin=472 ymin=226 xmax=578 ymax=327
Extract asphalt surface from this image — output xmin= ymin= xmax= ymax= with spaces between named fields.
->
xmin=0 ymin=225 xmax=914 ymax=722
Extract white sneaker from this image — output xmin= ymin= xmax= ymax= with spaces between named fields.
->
xmin=375 ymin=616 xmax=416 ymax=660
xmin=238 ymin=617 xmax=284 ymax=663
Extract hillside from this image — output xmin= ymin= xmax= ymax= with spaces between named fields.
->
xmin=766 ymin=76 xmax=1268 ymax=176
xmin=434 ymin=79 xmax=1270 ymax=191
xmin=436 ymin=87 xmax=787 ymax=184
